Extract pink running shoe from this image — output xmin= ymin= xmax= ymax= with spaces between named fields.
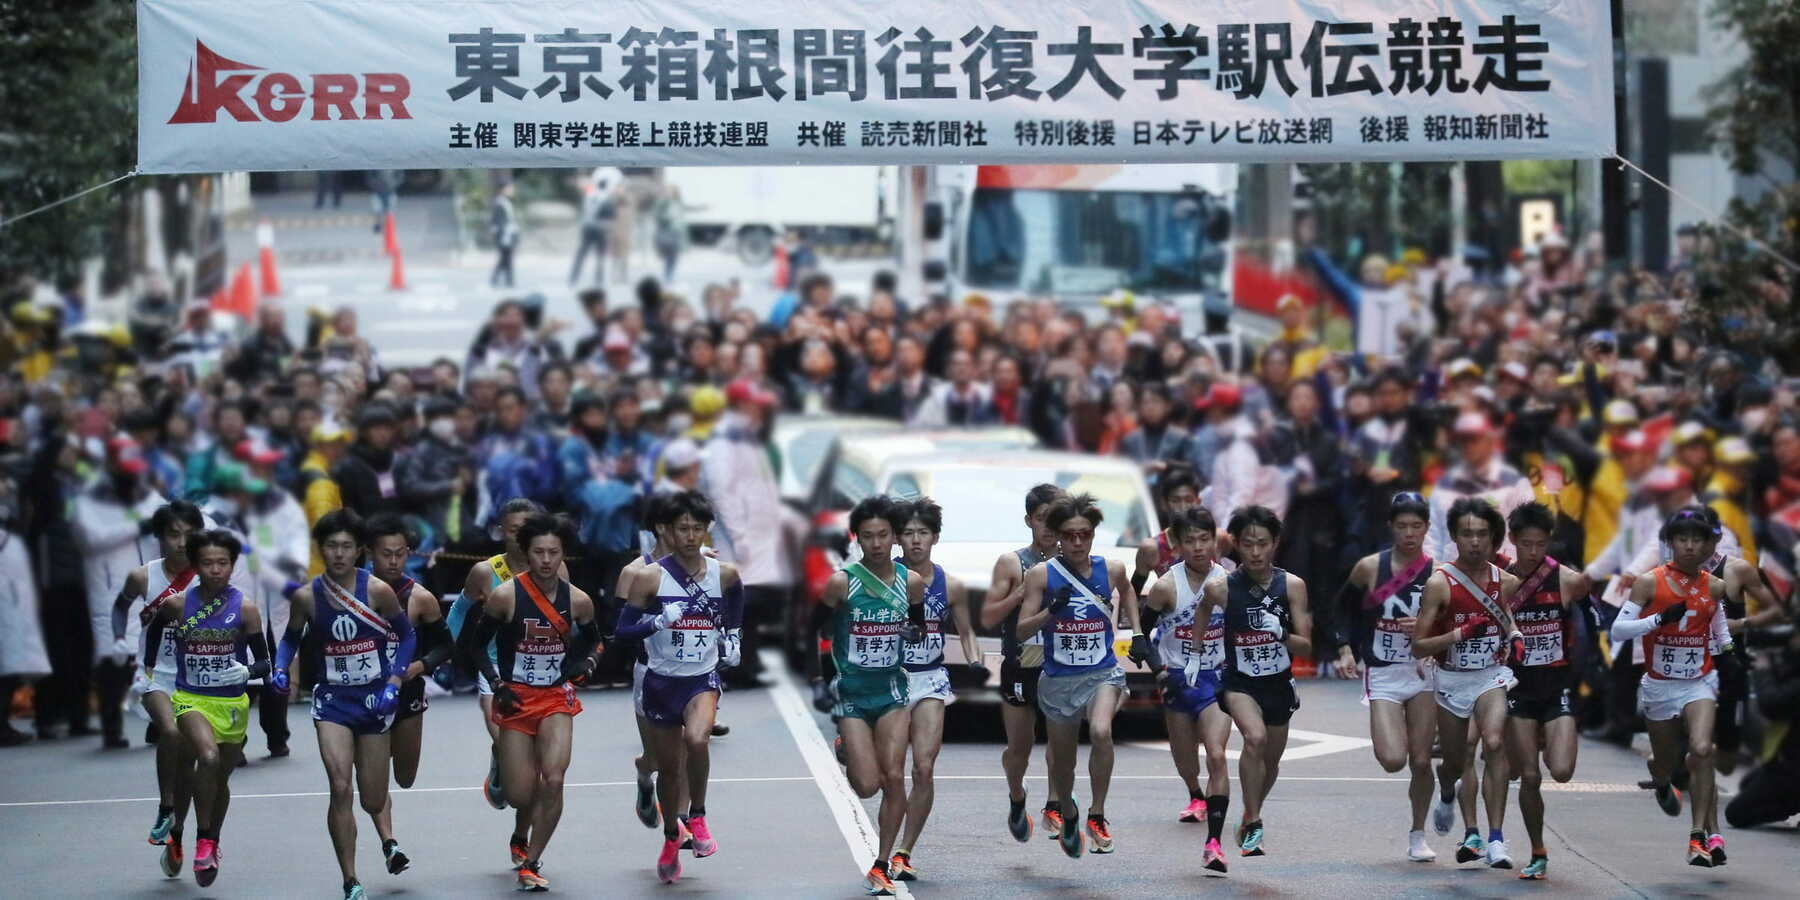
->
xmin=1178 ymin=797 xmax=1208 ymax=823
xmin=657 ymin=838 xmax=683 ymax=884
xmin=688 ymin=815 xmax=718 ymax=858
xmin=1202 ymin=837 xmax=1228 ymax=875
xmin=193 ymin=838 xmax=220 ymax=887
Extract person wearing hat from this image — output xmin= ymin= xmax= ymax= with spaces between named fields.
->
xmin=6 ymin=301 xmax=58 ymax=382
xmin=1671 ymin=422 xmax=1716 ymax=497
xmin=299 ymin=421 xmax=350 ymax=576
xmin=1703 ymin=437 xmax=1759 ymax=567
xmin=183 ymin=400 xmax=252 ymax=504
xmin=686 ymin=385 xmax=726 ymax=442
xmin=1423 ymin=413 xmax=1534 ymax=564
xmin=71 ymin=435 xmax=169 ymax=749
xmin=333 ymin=403 xmax=408 ymax=519
xmin=1542 ymin=407 xmax=1648 ymax=567
xmin=397 ymin=396 xmax=477 ymax=556
xmin=699 ymin=378 xmax=787 ymax=687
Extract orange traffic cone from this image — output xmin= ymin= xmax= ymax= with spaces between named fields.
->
xmin=383 ymin=211 xmax=398 ymax=256
xmin=221 ymin=262 xmax=258 ymax=319
xmin=388 ymin=247 xmax=406 ymax=291
xmin=257 ymin=221 xmax=281 ymax=297
xmin=772 ymin=243 xmax=789 ymax=289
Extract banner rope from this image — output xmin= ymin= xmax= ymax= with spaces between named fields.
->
xmin=0 ymin=169 xmax=139 ymax=231
xmin=1614 ymin=155 xmax=1800 ymax=274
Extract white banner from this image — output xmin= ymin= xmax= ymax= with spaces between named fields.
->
xmin=137 ymin=0 xmax=1615 ymax=173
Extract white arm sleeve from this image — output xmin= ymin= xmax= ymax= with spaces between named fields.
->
xmin=1609 ymin=600 xmax=1661 ymax=643
xmin=1710 ymin=603 xmax=1732 ymax=652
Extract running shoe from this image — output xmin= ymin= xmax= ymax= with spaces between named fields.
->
xmin=1686 ymin=837 xmax=1713 ymax=868
xmin=634 ymin=771 xmax=659 ymax=828
xmin=516 ymin=859 xmax=549 ymax=891
xmin=678 ymin=816 xmax=693 ymax=850
xmin=710 ymin=722 xmax=730 ymax=738
xmin=1487 ymin=838 xmax=1513 ymax=869
xmin=1202 ymin=837 xmax=1228 ymax=874
xmin=1178 ymin=797 xmax=1207 ymax=823
xmin=1058 ymin=801 xmax=1084 ymax=859
xmin=148 ymin=808 xmax=175 ymax=845
xmin=865 ymin=862 xmax=897 ymax=896
xmin=1431 ymin=779 xmax=1458 ymax=835
xmin=484 ymin=748 xmax=508 ymax=810
xmin=657 ymin=838 xmax=682 ymax=884
xmin=384 ymin=839 xmax=411 ymax=875
xmin=889 ymin=850 xmax=917 ymax=882
xmin=1707 ymin=834 xmax=1727 ymax=866
xmin=1041 ymin=804 xmax=1065 ymax=841
xmin=345 ymin=881 xmax=366 ymax=899
xmin=159 ymin=839 xmax=182 ymax=878
xmin=1654 ymin=782 xmax=1683 ymax=817
xmin=1086 ymin=815 xmax=1114 ymax=854
xmin=1238 ymin=820 xmax=1266 ymax=857
xmin=1455 ymin=832 xmax=1486 ymax=863
xmin=193 ymin=838 xmax=220 ymax=887
xmin=1408 ymin=830 xmax=1437 ymax=862
xmin=688 ymin=815 xmax=718 ymax=858
xmin=509 ymin=835 xmax=530 ymax=868
xmin=1519 ymin=855 xmax=1548 ymax=880
xmin=1006 ymin=796 xmax=1032 ymax=842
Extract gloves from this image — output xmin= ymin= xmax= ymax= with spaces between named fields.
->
xmin=1457 ymin=613 xmax=1493 ymax=641
xmin=965 ymin=660 xmax=991 ymax=682
xmin=213 ymin=661 xmax=251 ymax=687
xmin=1128 ymin=634 xmax=1153 ymax=665
xmin=565 ymin=654 xmax=598 ymax=686
xmin=270 ymin=666 xmax=290 ymax=694
xmin=493 ymin=683 xmax=523 ymax=716
xmin=1046 ymin=586 xmax=1075 ymax=616
xmin=1508 ymin=631 xmax=1528 ymax=665
xmin=811 ymin=678 xmax=837 ymax=714
xmin=373 ymin=681 xmax=401 ymax=716
xmin=1257 ymin=608 xmax=1286 ymax=641
xmin=654 ymin=601 xmax=687 ymax=630
xmin=722 ymin=629 xmax=742 ymax=669
xmin=1657 ymin=603 xmax=1687 ymax=627
xmin=898 ymin=620 xmax=923 ymax=644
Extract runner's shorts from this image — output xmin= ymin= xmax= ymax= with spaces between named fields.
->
xmin=1506 ymin=666 xmax=1575 ymax=722
xmin=640 ymin=669 xmax=722 ymax=726
xmin=1223 ymin=671 xmax=1300 ymax=727
xmin=631 ymin=661 xmax=648 ymax=718
xmin=491 ymin=682 xmax=583 ymax=736
xmin=1037 ymin=665 xmax=1126 ymax=724
xmin=833 ymin=671 xmax=908 ymax=725
xmin=999 ymin=657 xmax=1042 ymax=708
xmin=312 ymin=685 xmax=395 ymax=736
xmin=1161 ymin=666 xmax=1222 ymax=717
xmin=1638 ymin=670 xmax=1719 ymax=722
xmin=904 ymin=666 xmax=954 ymax=710
xmin=172 ymin=689 xmax=250 ymax=745
xmin=136 ymin=665 xmax=178 ymax=698
xmin=1364 ymin=660 xmax=1434 ymax=705
xmin=1434 ymin=665 xmax=1518 ymax=719
xmin=395 ymin=677 xmax=428 ymax=722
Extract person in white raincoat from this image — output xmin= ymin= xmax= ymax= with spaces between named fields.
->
xmin=0 ymin=470 xmax=50 ymax=746
xmin=71 ymin=437 xmax=166 ymax=749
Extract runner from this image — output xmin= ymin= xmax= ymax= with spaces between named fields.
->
xmin=890 ymin=496 xmax=985 ymax=882
xmin=1200 ymin=505 xmax=1312 ymax=858
xmin=814 ymin=494 xmax=926 ymax=896
xmin=1609 ymin=506 xmax=1733 ymax=867
xmin=616 ymin=490 xmax=742 ymax=884
xmin=363 ymin=515 xmax=454 ymax=789
xmin=458 ymin=512 xmax=604 ymax=891
xmin=978 ymin=483 xmax=1064 ymax=843
xmin=272 ymin=509 xmax=417 ymax=900
xmin=1132 ymin=466 xmax=1203 ymax=595
xmin=1502 ymin=502 xmax=1589 ymax=880
xmin=1338 ymin=491 xmax=1439 ymax=863
xmin=615 ymin=494 xmax=685 ymax=838
xmin=1703 ymin=505 xmax=1776 ymax=863
xmin=111 ymin=501 xmax=204 ymax=877
xmin=1014 ymin=492 xmax=1141 ymax=858
xmin=1412 ymin=498 xmax=1527 ymax=871
xmin=1140 ymin=507 xmax=1233 ymax=873
xmin=146 ymin=528 xmax=272 ymax=888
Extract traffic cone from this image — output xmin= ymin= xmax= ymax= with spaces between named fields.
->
xmin=772 ymin=243 xmax=789 ymax=289
xmin=388 ymin=247 xmax=406 ymax=291
xmin=219 ymin=262 xmax=258 ymax=319
xmin=383 ymin=211 xmax=398 ymax=256
xmin=256 ymin=221 xmax=281 ymax=297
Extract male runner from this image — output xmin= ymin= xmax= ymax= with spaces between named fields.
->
xmin=113 ymin=501 xmax=204 ymax=877
xmin=459 ymin=513 xmax=604 ymax=891
xmin=616 ymin=490 xmax=742 ymax=884
xmin=1412 ymin=498 xmax=1526 ymax=870
xmin=363 ymin=514 xmax=454 ymax=791
xmin=978 ymin=483 xmax=1064 ymax=842
xmin=148 ymin=528 xmax=272 ymax=888
xmin=1338 ymin=492 xmax=1438 ymax=862
xmin=1502 ymin=502 xmax=1588 ymax=880
xmin=1132 ymin=466 xmax=1203 ymax=595
xmin=1015 ymin=493 xmax=1141 ymax=858
xmin=815 ymin=495 xmax=926 ymax=896
xmin=1702 ymin=506 xmax=1777 ymax=862
xmin=617 ymin=494 xmax=681 ymax=836
xmin=890 ymin=497 xmax=986 ymax=882
xmin=272 ymin=510 xmax=417 ymax=900
xmin=1141 ymin=507 xmax=1233 ymax=872
xmin=1609 ymin=506 xmax=1733 ymax=867
xmin=1201 ymin=505 xmax=1312 ymax=857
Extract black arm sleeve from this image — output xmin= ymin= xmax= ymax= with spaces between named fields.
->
xmin=460 ymin=611 xmax=504 ymax=686
xmin=244 ymin=630 xmax=272 ymax=680
xmin=416 ymin=618 xmax=454 ymax=672
xmin=1335 ymin=581 xmax=1366 ymax=661
xmin=808 ymin=602 xmax=834 ymax=680
xmin=563 ymin=619 xmax=603 ymax=678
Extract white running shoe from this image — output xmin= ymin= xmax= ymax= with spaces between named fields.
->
xmin=1430 ymin=783 xmax=1457 ymax=835
xmin=1408 ymin=830 xmax=1437 ymax=862
xmin=1487 ymin=838 xmax=1513 ymax=869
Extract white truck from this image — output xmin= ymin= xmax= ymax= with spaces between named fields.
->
xmin=662 ymin=165 xmax=896 ymax=264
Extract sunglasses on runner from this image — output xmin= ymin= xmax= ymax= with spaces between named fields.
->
xmin=1059 ymin=529 xmax=1094 ymax=541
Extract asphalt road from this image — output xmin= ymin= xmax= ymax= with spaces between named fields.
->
xmin=4 ymin=651 xmax=1796 ymax=898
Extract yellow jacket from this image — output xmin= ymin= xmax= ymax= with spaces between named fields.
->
xmin=1703 ymin=473 xmax=1757 ymax=566
xmin=299 ymin=451 xmax=343 ymax=576
xmin=1559 ymin=453 xmax=1628 ymax=566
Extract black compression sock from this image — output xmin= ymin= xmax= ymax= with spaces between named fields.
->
xmin=510 ymin=832 xmax=528 ymax=845
xmin=197 ymin=827 xmax=219 ymax=841
xmin=344 ymin=879 xmax=359 ymax=893
xmin=872 ymin=859 xmax=889 ymax=874
xmin=1206 ymin=796 xmax=1229 ymax=840
xmin=688 ymin=805 xmax=705 ymax=818
xmin=158 ymin=804 xmax=173 ymax=817
xmin=1464 ymin=827 xmax=1478 ymax=839
xmin=1189 ymin=787 xmax=1205 ymax=801
xmin=1690 ymin=830 xmax=1704 ymax=842
xmin=383 ymin=839 xmax=398 ymax=853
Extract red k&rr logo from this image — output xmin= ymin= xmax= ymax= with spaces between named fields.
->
xmin=167 ymin=39 xmax=412 ymax=124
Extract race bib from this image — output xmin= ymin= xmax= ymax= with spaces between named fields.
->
xmin=1052 ymin=618 xmax=1109 ymax=667
xmin=1650 ymin=640 xmax=1706 ymax=680
xmin=1518 ymin=620 xmax=1565 ymax=667
xmin=511 ymin=648 xmax=565 ymax=686
xmin=1372 ymin=618 xmax=1413 ymax=663
xmin=1198 ymin=620 xmax=1226 ymax=670
xmin=660 ymin=611 xmax=717 ymax=664
xmin=1234 ymin=631 xmax=1291 ymax=677
xmin=903 ymin=621 xmax=944 ymax=666
xmin=183 ymin=640 xmax=236 ymax=688
xmin=1449 ymin=634 xmax=1499 ymax=671
xmin=323 ymin=637 xmax=382 ymax=686
xmin=848 ymin=620 xmax=903 ymax=669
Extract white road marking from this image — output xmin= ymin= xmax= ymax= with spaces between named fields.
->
xmin=765 ymin=648 xmax=911 ymax=897
xmin=1125 ymin=727 xmax=1374 ymax=761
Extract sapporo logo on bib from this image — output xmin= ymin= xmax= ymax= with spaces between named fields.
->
xmin=849 ymin=618 xmax=903 ymax=668
xmin=1053 ymin=617 xmax=1108 ymax=667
